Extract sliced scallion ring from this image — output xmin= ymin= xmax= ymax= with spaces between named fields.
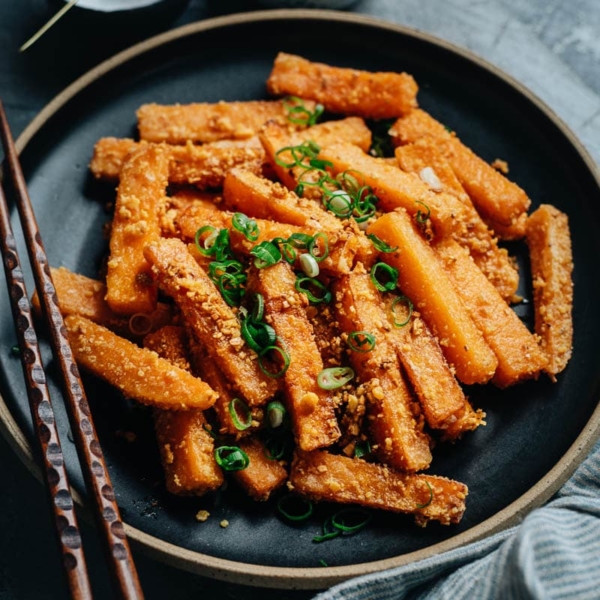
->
xmin=370 ymin=262 xmax=399 ymax=292
xmin=308 ymin=232 xmax=330 ymax=262
xmin=299 ymin=253 xmax=320 ymax=278
xmin=317 ymin=366 xmax=355 ymax=390
xmin=266 ymin=401 xmax=287 ymax=429
xmin=228 ymin=398 xmax=252 ymax=431
xmin=312 ymin=515 xmax=340 ymax=543
xmin=277 ymin=495 xmax=314 ymax=522
xmin=250 ymin=240 xmax=282 ymax=269
xmin=331 ymin=508 xmax=372 ymax=534
xmin=258 ymin=344 xmax=290 ymax=379
xmin=366 ymin=232 xmax=398 ymax=253
xmin=295 ymin=276 xmax=332 ymax=304
xmin=391 ymin=295 xmax=413 ymax=328
xmin=232 ymin=212 xmax=259 ymax=241
xmin=346 ymin=331 xmax=376 ymax=353
xmin=214 ymin=445 xmax=250 ymax=471
xmin=415 ymin=200 xmax=431 ymax=224
xmin=354 ymin=440 xmax=371 ymax=459
xmin=416 ymin=481 xmax=434 ymax=509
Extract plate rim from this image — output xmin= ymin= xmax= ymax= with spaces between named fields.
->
xmin=2 ymin=8 xmax=600 ymax=590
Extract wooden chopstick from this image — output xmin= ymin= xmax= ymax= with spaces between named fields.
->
xmin=0 ymin=99 xmax=144 ymax=599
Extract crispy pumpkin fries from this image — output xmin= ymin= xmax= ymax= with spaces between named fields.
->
xmin=48 ymin=53 xmax=575 ymax=532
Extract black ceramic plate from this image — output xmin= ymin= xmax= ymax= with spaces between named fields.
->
xmin=1 ymin=10 xmax=599 ymax=590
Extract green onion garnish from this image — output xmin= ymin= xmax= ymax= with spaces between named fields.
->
xmin=295 ymin=276 xmax=332 ymax=304
xmin=367 ymin=232 xmax=398 ymax=253
xmin=10 ymin=345 xmax=20 ymax=356
xmin=415 ymin=200 xmax=431 ymax=224
xmin=416 ymin=481 xmax=434 ymax=509
xmin=391 ymin=295 xmax=413 ymax=328
xmin=250 ymin=240 xmax=282 ymax=269
xmin=346 ymin=331 xmax=376 ymax=353
xmin=283 ymin=96 xmax=324 ymax=127
xmin=354 ymin=440 xmax=371 ymax=459
xmin=264 ymin=436 xmax=290 ymax=460
xmin=266 ymin=401 xmax=287 ymax=429
xmin=214 ymin=446 xmax=250 ymax=471
xmin=287 ymin=232 xmax=313 ymax=249
xmin=258 ymin=344 xmax=290 ymax=379
xmin=241 ymin=318 xmax=277 ymax=353
xmin=317 ymin=366 xmax=355 ymax=390
xmin=308 ymin=232 xmax=329 ymax=262
xmin=228 ymin=398 xmax=252 ymax=431
xmin=275 ymin=140 xmax=321 ymax=169
xmin=232 ymin=212 xmax=259 ymax=241
xmin=277 ymin=495 xmax=314 ymax=522
xmin=251 ymin=292 xmax=265 ymax=322
xmin=331 ymin=508 xmax=372 ymax=534
xmin=194 ymin=225 xmax=218 ymax=256
xmin=313 ymin=516 xmax=340 ymax=543
xmin=370 ymin=262 xmax=399 ymax=292
xmin=299 ymin=253 xmax=320 ymax=278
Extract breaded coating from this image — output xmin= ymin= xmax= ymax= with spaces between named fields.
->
xmin=106 ymin=144 xmax=168 ymax=315
xmin=65 ymin=315 xmax=218 ymax=410
xmin=526 ymin=205 xmax=574 ymax=378
xmin=333 ymin=268 xmax=432 ymax=472
xmin=144 ymin=237 xmax=278 ymax=406
xmin=389 ymin=109 xmax=530 ymax=228
xmin=435 ymin=239 xmax=548 ymax=388
xmin=290 ymin=450 xmax=468 ymax=526
xmin=89 ymin=137 xmax=264 ymax=188
xmin=267 ymin=52 xmax=418 ymax=119
xmin=234 ymin=437 xmax=288 ymax=501
xmin=137 ymin=99 xmax=315 ymax=144
xmin=252 ymin=261 xmax=341 ymax=451
xmin=367 ymin=210 xmax=498 ymax=385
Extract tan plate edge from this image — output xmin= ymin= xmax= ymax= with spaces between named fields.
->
xmin=3 ymin=8 xmax=600 ymax=590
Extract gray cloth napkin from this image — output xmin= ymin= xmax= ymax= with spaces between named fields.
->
xmin=314 ymin=439 xmax=600 ymax=600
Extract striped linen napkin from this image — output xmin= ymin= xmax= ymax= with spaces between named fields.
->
xmin=314 ymin=439 xmax=600 ymax=600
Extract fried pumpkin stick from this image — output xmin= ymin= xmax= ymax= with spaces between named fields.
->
xmin=395 ymin=139 xmax=520 ymax=301
xmin=105 ymin=144 xmax=168 ymax=315
xmin=333 ymin=267 xmax=432 ymax=472
xmin=89 ymin=137 xmax=264 ymax=187
xmin=389 ymin=109 xmax=530 ymax=235
xmin=368 ymin=210 xmax=498 ymax=385
xmin=144 ymin=237 xmax=278 ymax=406
xmin=290 ymin=450 xmax=468 ymax=526
xmin=526 ymin=204 xmax=574 ymax=379
xmin=267 ymin=52 xmax=419 ymax=119
xmin=65 ymin=315 xmax=218 ymax=411
xmin=137 ymin=98 xmax=317 ymax=144
xmin=251 ymin=261 xmax=341 ymax=451
xmin=434 ymin=239 xmax=548 ymax=388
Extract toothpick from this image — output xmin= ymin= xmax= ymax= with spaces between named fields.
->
xmin=20 ymin=0 xmax=80 ymax=52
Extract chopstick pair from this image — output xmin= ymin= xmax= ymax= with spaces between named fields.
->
xmin=0 ymin=99 xmax=144 ymax=599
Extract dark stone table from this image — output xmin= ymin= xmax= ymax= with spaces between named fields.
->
xmin=0 ymin=1 xmax=598 ymax=598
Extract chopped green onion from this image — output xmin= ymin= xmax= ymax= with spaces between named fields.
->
xmin=346 ymin=331 xmax=376 ymax=353
xmin=367 ymin=233 xmax=398 ymax=253
xmin=319 ymin=560 xmax=328 ymax=567
xmin=251 ymin=293 xmax=265 ymax=322
xmin=214 ymin=445 xmax=250 ymax=471
xmin=391 ymin=295 xmax=413 ymax=328
xmin=202 ymin=423 xmax=218 ymax=440
xmin=317 ymin=367 xmax=355 ymax=390
xmin=416 ymin=481 xmax=434 ymax=508
xmin=277 ymin=495 xmax=314 ymax=522
xmin=250 ymin=241 xmax=282 ymax=269
xmin=241 ymin=318 xmax=277 ymax=353
xmin=295 ymin=276 xmax=332 ymax=304
xmin=415 ymin=200 xmax=431 ymax=224
xmin=264 ymin=436 xmax=290 ymax=460
xmin=275 ymin=140 xmax=321 ymax=169
xmin=10 ymin=345 xmax=20 ymax=357
xmin=331 ymin=508 xmax=372 ymax=534
xmin=370 ymin=262 xmax=399 ymax=292
xmin=308 ymin=232 xmax=330 ymax=262
xmin=313 ymin=516 xmax=340 ymax=543
xmin=232 ymin=212 xmax=259 ymax=241
xmin=354 ymin=440 xmax=371 ymax=459
xmin=228 ymin=398 xmax=252 ymax=431
xmin=194 ymin=225 xmax=218 ymax=256
xmin=287 ymin=232 xmax=313 ymax=249
xmin=280 ymin=242 xmax=297 ymax=264
xmin=266 ymin=401 xmax=287 ymax=429
xmin=325 ymin=190 xmax=353 ymax=218
xmin=299 ymin=253 xmax=320 ymax=278
xmin=283 ymin=96 xmax=324 ymax=127
xmin=258 ymin=344 xmax=290 ymax=379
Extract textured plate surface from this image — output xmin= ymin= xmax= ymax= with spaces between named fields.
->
xmin=0 ymin=10 xmax=599 ymax=589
